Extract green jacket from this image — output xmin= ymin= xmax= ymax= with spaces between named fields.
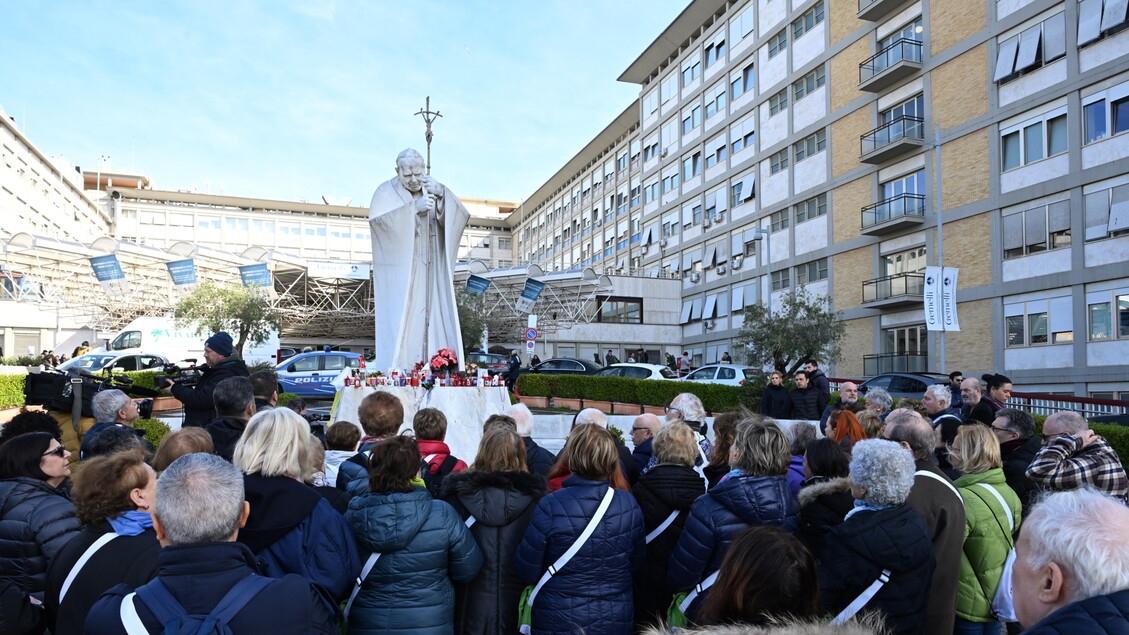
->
xmin=954 ymin=468 xmax=1022 ymax=622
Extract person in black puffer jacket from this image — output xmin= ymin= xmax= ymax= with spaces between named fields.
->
xmin=515 ymin=424 xmax=645 ymax=635
xmin=668 ymin=418 xmax=798 ymax=621
xmin=795 ymin=438 xmax=853 ymax=555
xmin=165 ymin=331 xmax=250 ymax=428
xmin=818 ymin=440 xmax=934 ymax=635
xmin=440 ymin=427 xmax=548 ymax=635
xmin=760 ymin=372 xmax=790 ymax=420
xmin=632 ymin=422 xmax=706 ymax=628
xmin=0 ymin=432 xmax=81 ymax=599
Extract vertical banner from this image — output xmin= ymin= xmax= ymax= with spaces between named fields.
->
xmin=465 ymin=275 xmax=491 ymax=295
xmin=165 ymin=259 xmax=197 ymax=288
xmin=238 ymin=263 xmax=272 ymax=288
xmin=89 ymin=254 xmax=130 ymax=297
xmin=924 ymin=266 xmax=960 ymax=331
xmin=515 ymin=279 xmax=546 ymax=313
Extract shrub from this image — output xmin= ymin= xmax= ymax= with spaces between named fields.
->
xmin=134 ymin=417 xmax=172 ymax=448
xmin=0 ymin=356 xmax=41 ymax=366
xmin=516 ymin=374 xmax=554 ymax=397
xmin=277 ymin=392 xmax=302 ymax=408
xmin=1094 ymin=423 xmax=1129 ymax=462
xmin=555 ymin=375 xmax=589 ymax=400
xmin=0 ymin=375 xmax=25 ymax=409
xmin=122 ymin=371 xmax=163 ymax=393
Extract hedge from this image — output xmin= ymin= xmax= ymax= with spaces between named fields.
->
xmin=0 ymin=375 xmax=25 ymax=409
xmin=134 ymin=417 xmax=172 ymax=447
xmin=516 ymin=374 xmax=743 ymax=414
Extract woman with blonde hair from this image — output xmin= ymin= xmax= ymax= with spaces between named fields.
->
xmin=857 ymin=410 xmax=884 ymax=439
xmin=668 ymin=418 xmax=798 ymax=621
xmin=441 ymin=427 xmax=548 ymax=635
xmin=515 ymin=424 xmax=645 ymax=635
xmin=232 ymin=408 xmax=360 ymax=615
xmin=948 ymin=424 xmax=1022 ymax=635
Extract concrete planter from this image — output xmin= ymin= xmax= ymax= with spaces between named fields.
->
xmin=552 ymin=397 xmax=582 ymax=411
xmin=150 ymin=396 xmax=182 ymax=413
xmin=581 ymin=399 xmax=613 ymax=413
xmin=612 ymin=402 xmax=643 ymax=415
xmin=518 ymin=395 xmax=549 ymax=409
xmin=642 ymin=405 xmax=667 ymax=416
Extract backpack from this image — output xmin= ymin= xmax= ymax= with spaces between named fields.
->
xmin=421 ymin=454 xmax=459 ymax=497
xmin=119 ymin=574 xmax=272 ymax=634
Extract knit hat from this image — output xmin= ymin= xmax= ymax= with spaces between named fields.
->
xmin=204 ymin=332 xmax=234 ymax=357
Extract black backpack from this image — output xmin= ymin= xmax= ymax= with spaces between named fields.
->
xmin=121 ymin=574 xmax=271 ymax=634
xmin=421 ymin=455 xmax=459 ymax=497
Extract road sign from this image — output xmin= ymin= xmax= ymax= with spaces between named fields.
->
xmin=526 ymin=340 xmax=536 ymax=351
xmin=525 ymin=328 xmax=539 ymax=340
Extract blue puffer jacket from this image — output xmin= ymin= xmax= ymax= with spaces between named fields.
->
xmin=667 ymin=473 xmax=797 ymax=616
xmin=1023 ymin=588 xmax=1129 ymax=634
xmin=345 ymin=487 xmax=482 ymax=635
xmin=514 ymin=476 xmax=645 ymax=635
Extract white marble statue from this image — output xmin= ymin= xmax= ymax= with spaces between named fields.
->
xmin=369 ymin=148 xmax=469 ymax=372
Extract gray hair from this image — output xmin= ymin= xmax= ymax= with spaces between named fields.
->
xmin=669 ymin=392 xmax=706 ymax=424
xmin=1046 ymin=410 xmax=1088 ymax=435
xmin=995 ymin=408 xmax=1035 ymax=438
xmin=849 ymin=439 xmax=915 ymax=506
xmin=92 ymin=389 xmax=132 ymax=423
xmin=789 ymin=421 xmax=817 ymax=456
xmin=925 ymin=384 xmax=951 ymax=408
xmin=882 ymin=408 xmax=934 ymax=461
xmin=232 ymin=408 xmax=311 ymax=478
xmin=505 ymin=402 xmax=535 ymax=437
xmin=574 ymin=408 xmax=608 ymax=429
xmin=865 ymin=387 xmax=893 ymax=412
xmin=1022 ymin=488 xmax=1129 ymax=601
xmin=731 ymin=419 xmax=790 ymax=476
xmin=396 ymin=148 xmax=425 ymax=169
xmin=213 ymin=377 xmax=255 ymax=418
xmin=154 ymin=453 xmax=245 ymax=546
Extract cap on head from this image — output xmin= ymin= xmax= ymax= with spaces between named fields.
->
xmin=205 ymin=332 xmax=234 ymax=357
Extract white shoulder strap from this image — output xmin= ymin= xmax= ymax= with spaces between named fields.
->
xmin=679 ymin=570 xmax=720 ymax=612
xmin=976 ymin=483 xmax=1014 ymax=532
xmin=645 ymin=510 xmax=681 ymax=544
xmin=528 ymin=486 xmax=616 ymax=605
xmin=60 ymin=533 xmax=118 ymax=603
xmin=423 ymin=453 xmax=438 ymax=464
xmin=915 ymin=469 xmax=963 ymax=502
xmin=831 ymin=569 xmax=891 ymax=625
xmin=119 ymin=592 xmax=150 ymax=634
xmin=343 ymin=552 xmax=382 ymax=617
xmin=465 ymin=515 xmax=476 ymax=528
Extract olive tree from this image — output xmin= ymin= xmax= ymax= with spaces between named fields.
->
xmin=733 ymin=286 xmax=846 ymax=375
xmin=173 ymin=282 xmax=280 ymax=358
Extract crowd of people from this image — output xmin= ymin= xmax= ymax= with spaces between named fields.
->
xmin=1 ymin=366 xmax=1128 ymax=634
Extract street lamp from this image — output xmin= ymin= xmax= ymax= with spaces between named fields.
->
xmin=752 ymin=227 xmax=771 ymax=304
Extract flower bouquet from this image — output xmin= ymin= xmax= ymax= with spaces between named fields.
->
xmin=430 ymin=348 xmax=459 ymax=374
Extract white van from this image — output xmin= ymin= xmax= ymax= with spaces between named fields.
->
xmin=100 ymin=317 xmax=280 ymax=367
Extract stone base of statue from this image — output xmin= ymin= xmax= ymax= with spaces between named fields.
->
xmin=330 ymin=384 xmax=510 ymax=463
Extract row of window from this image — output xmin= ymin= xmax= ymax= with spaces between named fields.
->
xmin=768 ymin=129 xmax=827 ymax=174
xmin=1005 ymin=289 xmax=1129 ymax=347
xmin=768 ymin=2 xmax=825 ymax=59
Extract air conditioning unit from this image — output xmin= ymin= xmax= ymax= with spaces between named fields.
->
xmin=690 ymin=272 xmax=702 ymax=283
xmin=714 ymin=212 xmax=725 ymax=223
xmin=702 ymin=217 xmax=712 ymax=228
xmin=660 ymin=148 xmax=669 ymax=158
xmin=660 ymin=239 xmax=668 ymax=248
xmin=717 ymin=264 xmax=727 ymax=275
xmin=703 ymin=319 xmax=716 ymax=330
xmin=731 ymin=256 xmax=743 ymax=270
xmin=642 ymin=244 xmax=649 ymax=254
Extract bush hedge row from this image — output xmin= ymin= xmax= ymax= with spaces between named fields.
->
xmin=517 ymin=374 xmax=742 ymax=414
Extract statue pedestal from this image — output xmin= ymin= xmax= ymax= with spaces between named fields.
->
xmin=331 ymin=385 xmax=510 ymax=463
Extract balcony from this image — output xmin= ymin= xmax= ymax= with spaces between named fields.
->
xmin=860 ymin=115 xmax=925 ymax=164
xmin=862 ymin=272 xmax=925 ymax=308
xmin=859 ymin=39 xmax=923 ymax=92
xmin=863 ymin=352 xmax=928 ymax=375
xmin=860 ymin=193 xmax=926 ymax=235
xmin=857 ymin=0 xmax=912 ymax=21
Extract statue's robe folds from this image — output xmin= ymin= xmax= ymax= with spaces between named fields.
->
xmin=369 ymin=177 xmax=469 ymax=372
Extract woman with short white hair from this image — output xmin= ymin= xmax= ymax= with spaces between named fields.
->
xmin=817 ymin=439 xmax=934 ymax=634
xmin=233 ymin=408 xmax=360 ymax=615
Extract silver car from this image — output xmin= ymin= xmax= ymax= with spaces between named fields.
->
xmin=681 ymin=364 xmax=763 ymax=386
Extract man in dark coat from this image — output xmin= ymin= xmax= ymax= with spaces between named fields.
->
xmin=506 ymin=403 xmax=557 ymax=477
xmin=959 ymin=377 xmax=995 ymax=425
xmin=84 ymin=453 xmax=336 ymax=634
xmin=629 ymin=413 xmax=661 ymax=474
xmin=991 ymin=407 xmax=1042 ymax=518
xmin=204 ymin=377 xmax=257 ymax=462
xmin=81 ymin=389 xmax=152 ymax=459
xmin=165 ymin=331 xmax=249 ymax=428
xmin=1013 ymin=488 xmax=1129 ymax=633
xmin=882 ymin=409 xmax=965 ymax=635
xmin=803 ymin=359 xmax=831 ymax=402
xmin=787 ymin=370 xmax=825 ymax=420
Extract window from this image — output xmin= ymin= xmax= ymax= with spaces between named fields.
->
xmin=793 ymin=130 xmax=827 ymax=163
xmin=792 ymin=67 xmax=826 ymax=102
xmin=768 ymin=29 xmax=788 ymax=58
xmin=994 ymin=12 xmax=1066 ymax=83
xmin=795 ymin=193 xmax=828 ymax=222
xmin=643 ymin=89 xmax=659 ymax=118
xmin=731 ymin=5 xmax=755 ymax=44
xmin=770 ymin=209 xmax=790 ymax=231
xmin=497 ymin=237 xmax=512 ymax=250
xmin=661 ymin=118 xmax=679 ymax=152
xmin=226 ymin=217 xmax=249 ymax=231
xmin=879 ymin=18 xmax=923 ymax=51
xmin=630 ymin=178 xmax=641 ymax=207
xmin=705 ymin=33 xmax=727 ymax=68
xmin=882 ymin=94 xmax=924 ymax=126
xmin=682 ymin=56 xmax=702 ymax=86
xmin=693 ymin=205 xmax=704 ymax=224
xmin=1002 ymin=201 xmax=1071 ymax=258
xmin=1001 ymin=109 xmax=1068 ymax=171
xmin=791 ymin=2 xmax=825 ymax=40
xmin=730 ymin=114 xmax=756 ymax=154
xmin=797 ymin=258 xmax=828 ymax=284
xmin=661 ymin=73 xmax=679 ymax=104
xmin=731 ymin=62 xmax=755 ymax=100
xmin=731 ymin=177 xmax=755 ymax=207
xmin=643 ymin=135 xmax=661 ymax=161
xmin=682 ymin=104 xmax=702 ymax=135
xmin=645 ymin=180 xmax=660 ymax=203
xmin=1083 ymin=183 xmax=1129 ymax=241
xmin=662 ymin=219 xmax=679 ymax=238
xmin=772 ymin=269 xmax=791 ymax=290
xmin=597 ymin=297 xmax=643 ymax=324
xmin=1078 ymin=0 xmax=1129 ymax=47
xmin=705 ymin=82 xmax=727 ymax=119
xmin=1082 ymin=84 xmax=1129 ymax=144
xmin=662 ymin=169 xmax=681 ymax=194
xmin=140 ymin=211 xmax=165 ymax=225
xmin=883 ymin=170 xmax=926 ymax=200
xmin=1006 ymin=296 xmax=1074 ymax=346
xmin=882 ymin=246 xmax=926 ymax=276
xmin=706 ymin=135 xmax=729 ymax=169
xmin=617 ymin=152 xmax=628 ymax=171
xmin=769 ymin=149 xmax=789 ymax=174
xmin=769 ymin=89 xmax=789 ymax=116
xmin=1087 ymin=290 xmax=1129 ymax=341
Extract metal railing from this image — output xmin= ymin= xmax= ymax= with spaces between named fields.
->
xmin=860 ymin=38 xmax=923 ymax=83
xmin=861 ymin=193 xmax=926 ymax=228
xmin=862 ymin=272 xmax=926 ymax=302
xmin=861 ymin=115 xmax=925 ymax=155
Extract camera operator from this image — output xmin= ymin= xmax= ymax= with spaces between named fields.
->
xmin=79 ymin=389 xmax=154 ymax=460
xmin=163 ymin=332 xmax=249 ymax=428
xmin=249 ymin=369 xmax=279 ymax=413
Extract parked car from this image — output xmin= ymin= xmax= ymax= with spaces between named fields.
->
xmin=526 ymin=358 xmax=602 ymax=375
xmin=276 ymin=351 xmax=363 ymax=398
xmin=465 ymin=352 xmax=509 ymax=376
xmin=594 ymin=363 xmax=678 ymax=380
xmin=276 ymin=347 xmax=300 ymax=364
xmin=682 ymin=364 xmax=763 ymax=386
xmin=58 ymin=352 xmax=169 ymax=374
xmin=858 ymin=372 xmax=951 ymax=399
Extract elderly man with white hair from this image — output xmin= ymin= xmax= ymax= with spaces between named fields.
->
xmin=666 ymin=393 xmax=711 ymax=466
xmin=81 ymin=389 xmax=150 ymax=460
xmin=1026 ymin=410 xmax=1128 ymax=500
xmin=504 ymin=403 xmax=556 ymax=477
xmin=1013 ymin=488 xmax=1129 ymax=631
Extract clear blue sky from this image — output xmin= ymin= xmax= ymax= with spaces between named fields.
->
xmin=1 ymin=1 xmax=688 ymax=206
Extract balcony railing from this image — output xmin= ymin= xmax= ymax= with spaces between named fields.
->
xmin=860 ymin=115 xmax=925 ymax=163
xmin=863 ymin=352 xmax=928 ymax=375
xmin=862 ymin=272 xmax=926 ymax=304
xmin=861 ymin=193 xmax=926 ymax=231
xmin=859 ymin=39 xmax=923 ymax=90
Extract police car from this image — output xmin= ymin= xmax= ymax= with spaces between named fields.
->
xmin=275 ymin=351 xmax=363 ymax=398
